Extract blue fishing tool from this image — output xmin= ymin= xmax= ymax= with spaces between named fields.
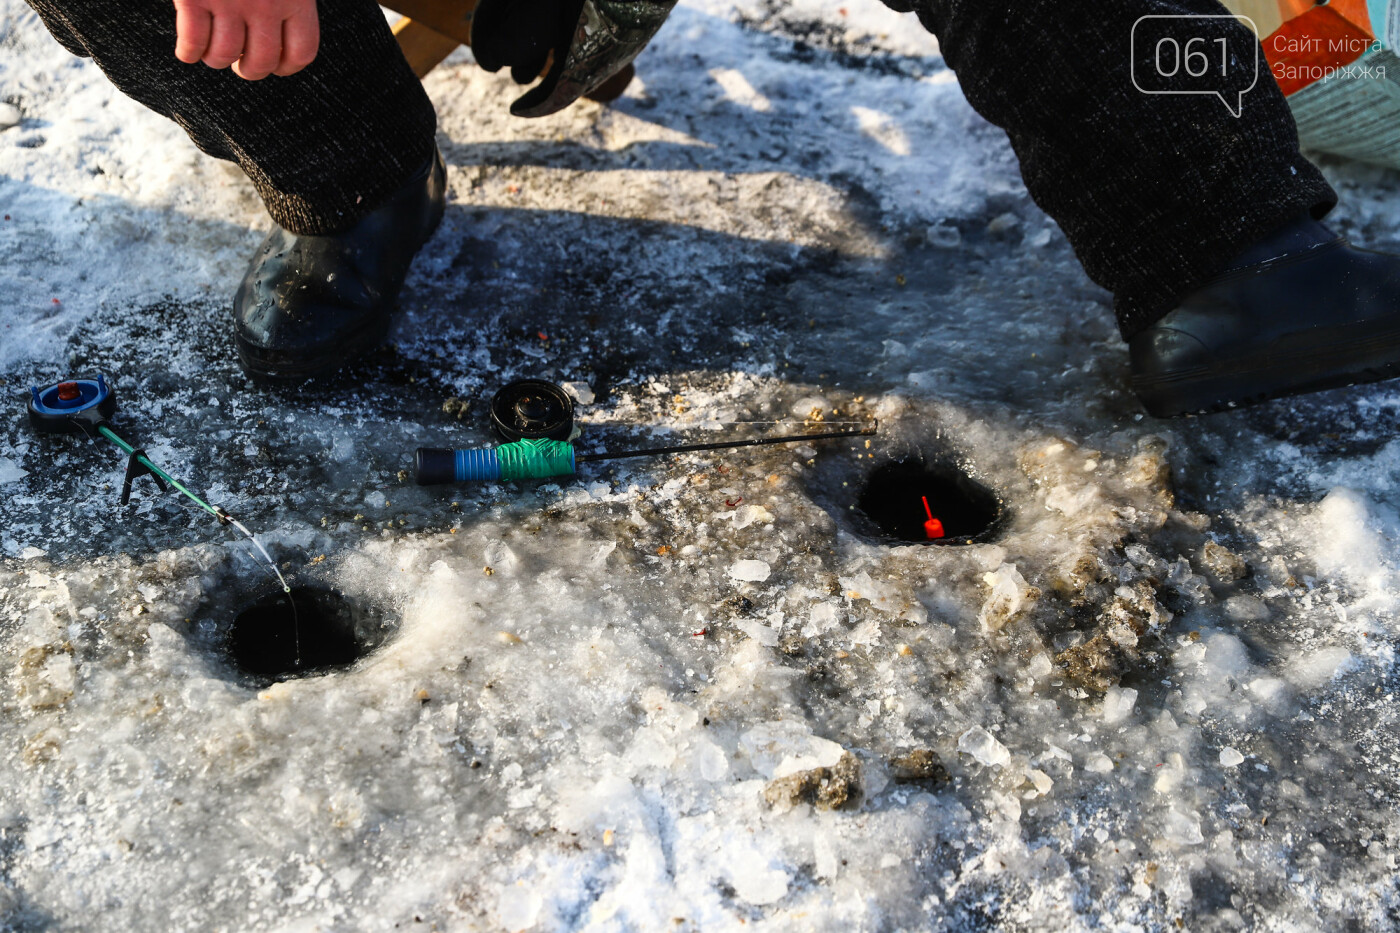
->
xmin=27 ymin=374 xmax=292 ymax=596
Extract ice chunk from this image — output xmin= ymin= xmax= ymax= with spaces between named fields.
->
xmin=1285 ymin=646 xmax=1353 ymax=690
xmin=1223 ymin=595 xmax=1270 ymax=622
xmin=693 ymin=738 xmax=729 ymax=781
xmin=1163 ymin=808 xmax=1205 ymax=846
xmin=735 ymin=618 xmax=780 ymax=647
xmin=1027 ymin=653 xmax=1054 ymax=680
xmin=1084 ymin=753 xmax=1114 ymax=773
xmin=1101 ymin=687 xmax=1138 ymax=724
xmin=849 ymin=619 xmax=881 ymax=645
xmin=1248 ymin=676 xmax=1289 ymax=711
xmin=1219 ymin=747 xmax=1245 ymax=767
xmin=0 ymin=102 xmax=19 ymax=131
xmin=979 ymin=564 xmax=1034 ymax=632
xmin=740 ymin=721 xmax=846 ymax=779
xmin=729 ymin=559 xmax=771 ymax=583
xmin=485 ymin=540 xmax=520 ymax=574
xmin=926 ymin=223 xmax=961 ymax=248
xmin=561 ymin=381 xmax=595 ymax=405
xmin=987 ymin=212 xmax=1021 ymax=236
xmin=0 ymin=458 xmax=28 ymax=484
xmin=806 ymin=601 xmax=842 ymax=634
xmin=726 ymin=846 xmax=790 ymax=905
xmin=1153 ymin=753 xmax=1186 ymax=794
xmin=1045 ymin=483 xmax=1099 ymax=517
xmin=841 ymin=571 xmax=900 ymax=610
xmin=497 ymin=883 xmax=542 ymax=930
xmin=957 ymin=726 xmax=1010 ymax=768
xmin=733 ymin=504 xmax=774 ymax=529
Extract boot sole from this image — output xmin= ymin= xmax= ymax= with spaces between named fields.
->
xmin=1132 ymin=325 xmax=1400 ymax=417
xmin=237 ymin=312 xmax=393 ymax=384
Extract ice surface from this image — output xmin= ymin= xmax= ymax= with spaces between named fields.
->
xmin=5 ymin=0 xmax=1400 ymax=928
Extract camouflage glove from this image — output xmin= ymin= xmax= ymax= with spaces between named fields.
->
xmin=472 ymin=0 xmax=678 ymax=117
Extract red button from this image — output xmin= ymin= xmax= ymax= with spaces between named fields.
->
xmin=56 ymin=382 xmax=80 ymax=402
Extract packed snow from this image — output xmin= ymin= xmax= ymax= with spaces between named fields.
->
xmin=5 ymin=0 xmax=1400 ymax=929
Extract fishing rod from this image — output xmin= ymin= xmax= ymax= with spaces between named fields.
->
xmin=414 ymin=379 xmax=877 ymax=485
xmin=27 ymin=375 xmax=293 ymax=597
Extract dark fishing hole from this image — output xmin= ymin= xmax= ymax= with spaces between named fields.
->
xmin=229 ymin=586 xmax=396 ymax=682
xmin=854 ymin=458 xmax=1003 ymax=545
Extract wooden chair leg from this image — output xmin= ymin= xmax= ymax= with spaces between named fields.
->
xmin=383 ymin=0 xmax=478 ymax=45
xmin=392 ymin=18 xmax=463 ymax=78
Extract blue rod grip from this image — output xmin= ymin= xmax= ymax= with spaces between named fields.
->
xmin=454 ymin=447 xmax=501 ymax=482
xmin=415 ymin=447 xmax=501 ymax=485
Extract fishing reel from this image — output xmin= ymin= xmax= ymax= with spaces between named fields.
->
xmin=28 ymin=375 xmax=117 ymax=436
xmin=418 ymin=379 xmax=579 ymax=485
xmin=489 ymin=379 xmax=575 ymax=442
xmin=28 ymin=373 xmax=171 ymax=503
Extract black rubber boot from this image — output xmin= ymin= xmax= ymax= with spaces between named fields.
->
xmin=233 ymin=149 xmax=447 ymax=381
xmin=1129 ymin=217 xmax=1400 ymax=417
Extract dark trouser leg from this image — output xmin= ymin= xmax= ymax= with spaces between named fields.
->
xmin=23 ymin=0 xmax=438 ymax=235
xmin=883 ymin=0 xmax=1337 ymax=339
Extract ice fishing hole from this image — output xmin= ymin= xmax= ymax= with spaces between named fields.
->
xmin=854 ymin=459 xmax=1003 ymax=545
xmin=229 ymin=586 xmax=395 ymax=681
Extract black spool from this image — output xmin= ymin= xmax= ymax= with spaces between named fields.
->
xmin=489 ymin=379 xmax=575 ymax=442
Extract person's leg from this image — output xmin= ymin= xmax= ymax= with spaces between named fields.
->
xmin=881 ymin=0 xmax=1336 ymax=340
xmin=23 ymin=0 xmax=437 ymax=235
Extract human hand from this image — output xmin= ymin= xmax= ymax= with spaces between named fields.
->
xmin=172 ymin=0 xmax=320 ymax=80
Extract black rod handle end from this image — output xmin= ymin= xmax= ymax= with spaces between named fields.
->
xmin=415 ymin=448 xmax=457 ymax=486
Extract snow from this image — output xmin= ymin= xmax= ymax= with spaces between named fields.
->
xmin=5 ymin=0 xmax=1400 ymax=928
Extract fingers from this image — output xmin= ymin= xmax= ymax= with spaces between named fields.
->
xmin=203 ymin=12 xmax=246 ymax=69
xmin=173 ymin=0 xmax=212 ymax=63
xmin=171 ymin=0 xmax=319 ymax=80
xmin=274 ymin=5 xmax=319 ymax=77
xmin=232 ymin=19 xmax=282 ymax=79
